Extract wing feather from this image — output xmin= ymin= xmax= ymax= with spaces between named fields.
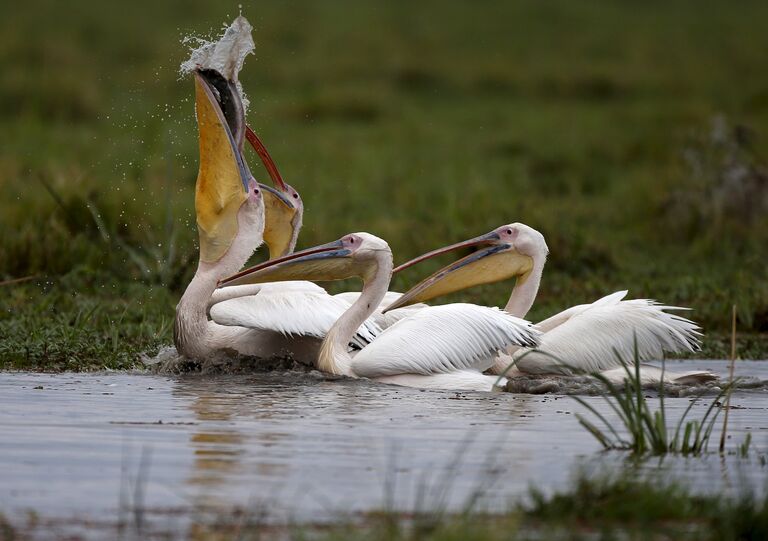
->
xmin=352 ymin=304 xmax=539 ymax=378
xmin=534 ymin=291 xmax=628 ymax=333
xmin=210 ymin=287 xmax=381 ymax=348
xmin=513 ymin=294 xmax=702 ymax=375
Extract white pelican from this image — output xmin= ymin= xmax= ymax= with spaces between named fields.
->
xmin=218 ymin=232 xmax=541 ymax=391
xmin=385 ymin=223 xmax=715 ymax=384
xmin=243 ymin=125 xmax=303 ymax=259
xmin=201 ymin=127 xmax=384 ymax=356
xmin=174 ymin=68 xmax=307 ymax=359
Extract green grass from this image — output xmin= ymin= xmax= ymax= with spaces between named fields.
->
xmin=523 ymin=471 xmax=768 ymax=541
xmin=573 ymin=353 xmax=732 ymax=455
xmin=2 ymin=0 xmax=768 ymax=369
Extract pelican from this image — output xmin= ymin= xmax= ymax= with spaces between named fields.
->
xmin=203 ymin=125 xmax=320 ymax=311
xmin=201 ymin=127 xmax=383 ymax=357
xmin=385 ymin=223 xmax=715 ymax=384
xmin=243 ymin=125 xmax=303 ymax=259
xmin=218 ymin=232 xmax=541 ymax=391
xmin=205 ymin=122 xmax=413 ymax=350
xmin=207 ymin=137 xmax=421 ymax=331
xmin=173 ymin=68 xmax=306 ymax=359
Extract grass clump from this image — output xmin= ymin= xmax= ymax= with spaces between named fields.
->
xmin=573 ymin=347 xmax=731 ymax=455
xmin=0 ymin=278 xmax=173 ymax=371
xmin=525 ymin=471 xmax=768 ymax=541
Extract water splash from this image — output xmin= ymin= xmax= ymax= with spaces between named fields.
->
xmin=142 ymin=345 xmax=320 ymax=375
xmin=179 ymin=15 xmax=255 ymax=112
xmin=140 ymin=349 xmax=767 ymax=396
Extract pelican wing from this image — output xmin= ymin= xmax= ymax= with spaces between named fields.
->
xmin=513 ymin=292 xmax=702 ymax=375
xmin=210 ymin=286 xmax=381 ymax=348
xmin=209 ymin=281 xmax=326 ymax=308
xmin=351 ymin=303 xmax=539 ymax=378
xmin=375 ymin=305 xmax=428 ymax=328
xmin=533 ymin=290 xmax=628 ymax=333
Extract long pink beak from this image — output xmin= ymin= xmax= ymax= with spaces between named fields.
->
xmin=245 ymin=125 xmax=288 ymax=191
xmin=393 ymin=230 xmax=501 ymax=274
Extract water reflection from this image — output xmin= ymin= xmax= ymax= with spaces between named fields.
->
xmin=168 ymin=372 xmax=540 ymax=518
xmin=177 ymin=377 xmax=297 ymax=509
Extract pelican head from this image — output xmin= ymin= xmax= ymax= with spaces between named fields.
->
xmin=193 ymin=68 xmax=263 ymax=263
xmin=219 ymin=232 xmax=390 ymax=287
xmin=244 ymin=126 xmax=304 ymax=258
xmin=383 ymin=223 xmax=548 ymax=312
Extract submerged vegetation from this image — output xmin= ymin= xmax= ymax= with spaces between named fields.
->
xmin=2 ymin=0 xmax=768 ymax=369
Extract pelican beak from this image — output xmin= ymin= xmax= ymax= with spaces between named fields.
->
xmin=245 ymin=126 xmax=302 ymax=258
xmin=383 ymin=231 xmax=533 ymax=312
xmin=218 ymin=238 xmax=353 ymax=287
xmin=193 ymin=69 xmax=251 ymax=263
xmin=245 ymin=126 xmax=287 ymax=191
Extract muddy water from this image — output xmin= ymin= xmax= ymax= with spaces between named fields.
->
xmin=1 ymin=361 xmax=767 ymax=530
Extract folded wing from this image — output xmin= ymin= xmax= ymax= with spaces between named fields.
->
xmin=211 ymin=285 xmax=381 ymax=348
xmin=513 ymin=292 xmax=702 ymax=375
xmin=352 ymin=304 xmax=539 ymax=378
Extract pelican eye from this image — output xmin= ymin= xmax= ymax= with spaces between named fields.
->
xmin=505 ymin=229 xmax=512 ymax=235
xmin=293 ymin=193 xmax=299 ymax=199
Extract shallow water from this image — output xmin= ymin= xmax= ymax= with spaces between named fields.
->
xmin=1 ymin=360 xmax=767 ymax=536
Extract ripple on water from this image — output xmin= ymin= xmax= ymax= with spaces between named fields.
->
xmin=0 ymin=360 xmax=766 ymax=533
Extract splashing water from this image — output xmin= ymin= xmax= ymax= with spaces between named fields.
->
xmin=141 ymin=349 xmax=768 ymax=396
xmin=179 ymin=15 xmax=255 ymax=112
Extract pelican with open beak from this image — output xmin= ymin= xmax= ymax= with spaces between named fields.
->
xmin=174 ymin=68 xmax=305 ymax=359
xmin=217 ymin=233 xmax=539 ymax=391
xmin=385 ymin=223 xmax=713 ymax=385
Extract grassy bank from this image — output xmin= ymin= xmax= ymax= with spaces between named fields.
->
xmin=2 ymin=0 xmax=768 ymax=369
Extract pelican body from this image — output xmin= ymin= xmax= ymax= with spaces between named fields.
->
xmin=387 ymin=223 xmax=714 ymax=385
xmin=218 ymin=233 xmax=541 ymax=391
xmin=173 ymin=68 xmax=304 ymax=360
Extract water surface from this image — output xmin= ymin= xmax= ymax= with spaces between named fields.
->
xmin=1 ymin=360 xmax=767 ymax=536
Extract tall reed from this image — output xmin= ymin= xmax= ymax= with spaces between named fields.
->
xmin=572 ymin=339 xmax=732 ymax=455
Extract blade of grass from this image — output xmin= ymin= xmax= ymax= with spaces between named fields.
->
xmin=719 ymin=305 xmax=737 ymax=453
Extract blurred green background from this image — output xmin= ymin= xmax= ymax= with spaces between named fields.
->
xmin=2 ymin=0 xmax=767 ymax=369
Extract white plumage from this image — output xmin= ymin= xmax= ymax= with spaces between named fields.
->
xmin=210 ymin=282 xmax=382 ymax=349
xmin=334 ymin=290 xmax=401 ymax=307
xmin=223 ymin=233 xmax=541 ymax=391
xmin=374 ymin=370 xmax=505 ymax=392
xmin=351 ymin=304 xmax=539 ymax=378
xmin=502 ymin=291 xmax=705 ymax=381
xmin=209 ymin=281 xmax=326 ymax=307
xmin=390 ymin=223 xmax=715 ymax=386
xmin=478 ymin=224 xmax=714 ymax=385
xmin=334 ymin=290 xmax=428 ymax=328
